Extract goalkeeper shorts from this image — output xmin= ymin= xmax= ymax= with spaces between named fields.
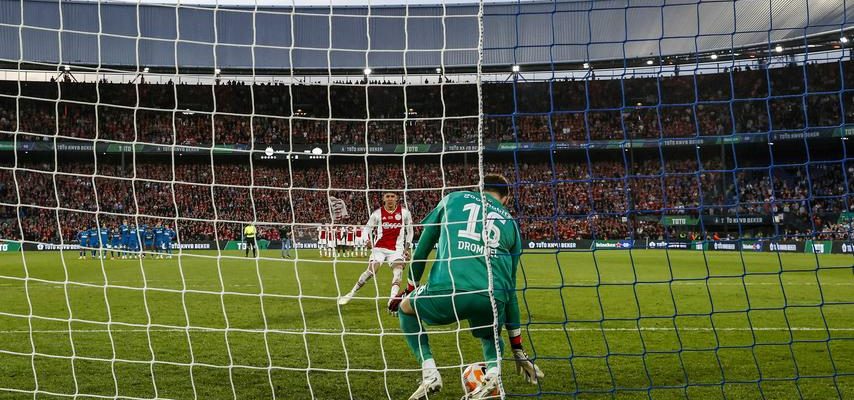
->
xmin=408 ymin=286 xmax=506 ymax=339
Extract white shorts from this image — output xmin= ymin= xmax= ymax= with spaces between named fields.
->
xmin=369 ymin=248 xmax=405 ymax=266
xmin=328 ymin=240 xmax=337 ymax=249
xmin=318 ymin=238 xmax=327 ymax=246
xmin=346 ymin=239 xmax=354 ymax=246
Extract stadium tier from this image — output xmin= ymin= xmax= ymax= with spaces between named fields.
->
xmin=1 ymin=154 xmax=853 ymax=245
xmin=1 ymin=61 xmax=853 ymax=247
xmin=2 ymin=62 xmax=854 ymax=146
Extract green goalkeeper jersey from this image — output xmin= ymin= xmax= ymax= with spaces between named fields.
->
xmin=410 ymin=191 xmax=522 ymax=306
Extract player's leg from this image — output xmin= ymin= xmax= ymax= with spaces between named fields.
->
xmin=339 ymin=261 xmax=380 ymax=305
xmin=398 ymin=288 xmax=462 ymax=400
xmin=388 ymin=258 xmax=405 ymax=309
xmin=339 ymin=250 xmax=385 ymax=305
xmin=466 ymin=297 xmax=507 ymax=399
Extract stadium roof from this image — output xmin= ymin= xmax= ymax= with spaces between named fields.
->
xmin=0 ymin=0 xmax=851 ymax=72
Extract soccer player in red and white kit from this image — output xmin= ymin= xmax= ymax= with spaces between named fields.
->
xmin=317 ymin=226 xmax=328 ymax=257
xmin=345 ymin=226 xmax=356 ymax=257
xmin=338 ymin=192 xmax=413 ymax=307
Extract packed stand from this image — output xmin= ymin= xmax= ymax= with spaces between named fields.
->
xmin=2 ymin=61 xmax=854 ymax=147
xmin=1 ymin=154 xmax=850 ymax=243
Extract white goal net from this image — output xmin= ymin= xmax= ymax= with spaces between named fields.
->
xmin=0 ymin=0 xmax=510 ymax=399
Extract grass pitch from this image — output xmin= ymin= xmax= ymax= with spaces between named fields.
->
xmin=0 ymin=249 xmax=851 ymax=399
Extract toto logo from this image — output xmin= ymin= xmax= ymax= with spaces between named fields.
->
xmin=37 ymin=243 xmax=44 ymax=250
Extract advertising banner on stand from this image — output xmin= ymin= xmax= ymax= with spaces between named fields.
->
xmin=593 ymin=240 xmax=635 ymax=250
xmin=805 ymin=240 xmax=833 ymax=254
xmin=708 ymin=241 xmax=740 ymax=251
xmin=834 ymin=242 xmax=854 ymax=254
xmin=0 ymin=241 xmax=22 ymax=252
xmin=523 ymin=240 xmax=594 ymax=250
xmin=645 ymin=240 xmax=696 ymax=250
xmin=768 ymin=241 xmax=804 ymax=252
xmin=223 ymin=240 xmax=270 ymax=251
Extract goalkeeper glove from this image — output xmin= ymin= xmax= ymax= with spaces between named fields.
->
xmin=387 ymin=282 xmax=416 ymax=316
xmin=509 ymin=331 xmax=543 ymax=384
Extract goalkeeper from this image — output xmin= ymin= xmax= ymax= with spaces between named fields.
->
xmin=390 ymin=174 xmax=543 ymax=400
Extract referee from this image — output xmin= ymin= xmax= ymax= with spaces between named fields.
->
xmin=243 ymin=224 xmax=257 ymax=258
xmin=279 ymin=226 xmax=293 ymax=258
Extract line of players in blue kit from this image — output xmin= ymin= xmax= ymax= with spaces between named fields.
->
xmin=76 ymin=220 xmax=177 ymax=260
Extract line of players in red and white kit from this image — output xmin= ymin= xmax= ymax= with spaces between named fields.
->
xmin=316 ymin=224 xmax=369 ymax=258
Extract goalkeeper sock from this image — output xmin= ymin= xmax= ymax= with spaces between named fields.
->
xmin=480 ymin=336 xmax=505 ymax=371
xmin=399 ymin=310 xmax=432 ymax=365
xmin=421 ymin=358 xmax=439 ymax=380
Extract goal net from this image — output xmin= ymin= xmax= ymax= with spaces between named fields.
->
xmin=0 ymin=0 xmax=853 ymax=399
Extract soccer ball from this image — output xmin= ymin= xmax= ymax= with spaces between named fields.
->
xmin=462 ymin=363 xmax=486 ymax=393
xmin=462 ymin=363 xmax=498 ymax=396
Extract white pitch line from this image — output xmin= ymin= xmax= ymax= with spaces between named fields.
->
xmin=0 ymin=280 xmax=851 ymax=288
xmin=2 ymin=327 xmax=854 ymax=335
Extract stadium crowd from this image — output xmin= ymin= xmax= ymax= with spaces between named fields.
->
xmin=1 ymin=156 xmax=850 ymax=244
xmin=1 ymin=62 xmax=852 ymax=146
xmin=0 ymin=61 xmax=852 ymax=244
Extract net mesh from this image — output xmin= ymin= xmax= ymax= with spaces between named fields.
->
xmin=0 ymin=0 xmax=853 ymax=399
